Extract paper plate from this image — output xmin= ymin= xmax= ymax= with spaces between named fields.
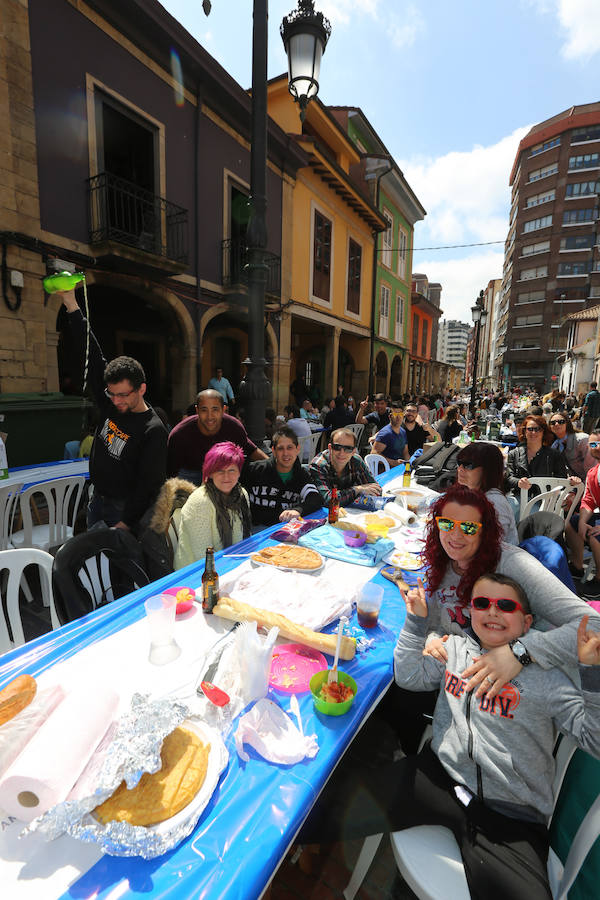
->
xmin=383 ymin=549 xmax=425 ymax=570
xmin=269 ymin=643 xmax=328 ymax=693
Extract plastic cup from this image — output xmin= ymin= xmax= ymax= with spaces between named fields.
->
xmin=144 ymin=593 xmax=181 ymax=665
xmin=357 ymin=583 xmax=384 ymax=629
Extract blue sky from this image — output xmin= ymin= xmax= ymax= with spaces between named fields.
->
xmin=160 ymin=0 xmax=600 ymax=320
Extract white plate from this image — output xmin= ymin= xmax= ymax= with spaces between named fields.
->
xmin=383 ymin=549 xmax=425 ymax=571
xmin=85 ymin=719 xmax=228 ymax=857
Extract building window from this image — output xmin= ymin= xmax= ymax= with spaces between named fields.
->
xmin=563 ymin=207 xmax=597 ymax=225
xmin=346 ymin=238 xmax=361 ymax=315
xmin=522 ymin=240 xmax=550 ymax=256
xmin=397 ymin=228 xmax=407 ymax=279
xmin=528 ymin=163 xmax=558 ymax=182
xmin=568 ymin=153 xmax=600 ymax=170
xmin=525 ymin=189 xmax=555 ymax=208
xmin=312 ymin=209 xmax=332 ymax=301
xmin=421 ymin=319 xmax=428 ymax=356
xmin=560 ymin=234 xmax=594 ymax=251
xmin=557 ymin=261 xmax=592 ymax=276
xmin=519 ymin=265 xmax=548 ymax=281
xmin=512 ymin=341 xmax=541 ymax=350
xmin=530 ymin=136 xmax=560 ymax=157
xmin=516 ymin=289 xmax=545 ymax=305
xmin=566 ymin=180 xmax=599 ymax=198
xmin=412 ymin=313 xmax=419 ymax=354
xmin=379 ymin=284 xmax=390 ymax=338
xmin=515 ymin=314 xmax=543 ymax=326
xmin=571 ymin=125 xmax=600 ymax=144
xmin=382 ymin=210 xmax=393 ymax=268
xmin=395 ymin=293 xmax=404 ymax=342
xmin=523 ymin=215 xmax=552 ymax=233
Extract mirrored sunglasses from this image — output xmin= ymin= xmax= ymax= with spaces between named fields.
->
xmin=435 ymin=516 xmax=482 ymax=536
xmin=331 ymin=442 xmax=354 ymax=453
xmin=589 ymin=441 xmax=600 ymax=449
xmin=471 ymin=596 xmax=524 ymax=614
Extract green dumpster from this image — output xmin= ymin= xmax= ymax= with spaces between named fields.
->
xmin=0 ymin=393 xmax=92 ymax=467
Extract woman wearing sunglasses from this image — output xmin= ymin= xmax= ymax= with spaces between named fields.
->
xmin=505 ymin=414 xmax=567 ymax=502
xmin=456 ymin=442 xmax=518 ymax=544
xmin=421 ymin=483 xmax=598 ymax=694
xmin=549 ymin=412 xmax=594 ymax=479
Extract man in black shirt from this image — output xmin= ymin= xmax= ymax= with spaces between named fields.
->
xmin=402 ymin=403 xmax=440 ymax=455
xmin=355 ymin=393 xmax=389 ymax=430
xmin=61 ymin=291 xmax=168 ymax=533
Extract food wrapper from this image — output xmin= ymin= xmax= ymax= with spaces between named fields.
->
xmin=271 ymin=516 xmax=326 ymax=543
xmin=26 ymin=693 xmax=188 ymax=846
xmin=349 ymin=494 xmax=394 ymax=512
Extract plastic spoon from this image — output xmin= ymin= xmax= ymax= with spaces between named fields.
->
xmin=200 ymin=680 xmax=230 ymax=707
xmin=328 ymin=616 xmax=348 ymax=684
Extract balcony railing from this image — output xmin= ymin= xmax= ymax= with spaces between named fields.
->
xmin=221 ymin=238 xmax=280 ymax=296
xmin=88 ymin=172 xmax=188 ymax=264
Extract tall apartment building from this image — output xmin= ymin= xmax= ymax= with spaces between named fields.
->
xmin=438 ymin=319 xmax=470 ymax=369
xmin=499 ymin=103 xmax=600 ymax=392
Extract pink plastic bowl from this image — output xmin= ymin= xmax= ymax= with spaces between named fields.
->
xmin=343 ymin=530 xmax=367 ymax=548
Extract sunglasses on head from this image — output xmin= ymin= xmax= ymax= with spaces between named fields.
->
xmin=551 ymin=418 xmax=566 ymax=425
xmin=331 ymin=442 xmax=354 ymax=453
xmin=457 ymin=460 xmax=476 ymax=470
xmin=471 ymin=596 xmax=524 ymax=614
xmin=525 ymin=426 xmax=541 ymax=432
xmin=435 ymin=516 xmax=482 ymax=536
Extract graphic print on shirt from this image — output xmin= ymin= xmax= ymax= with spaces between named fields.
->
xmin=249 ymin=485 xmax=299 ymax=509
xmin=438 ymin=584 xmax=470 ymax=628
xmin=99 ymin=418 xmax=130 ymax=460
xmin=444 ymin=669 xmax=521 ymax=719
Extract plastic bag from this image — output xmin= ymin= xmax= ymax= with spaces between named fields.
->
xmin=271 ymin=516 xmax=326 ymax=544
xmin=349 ymin=494 xmax=394 ymax=512
xmin=237 ymin=621 xmax=279 ymax=707
xmin=235 ymin=697 xmax=318 ymax=764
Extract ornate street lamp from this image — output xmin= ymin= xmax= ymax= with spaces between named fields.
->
xmin=470 ymin=290 xmax=488 ymax=417
xmin=236 ymin=0 xmax=330 ymax=445
xmin=281 ymin=0 xmax=331 ymax=121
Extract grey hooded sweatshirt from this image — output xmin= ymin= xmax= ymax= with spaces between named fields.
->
xmin=395 ymin=613 xmax=600 ymax=822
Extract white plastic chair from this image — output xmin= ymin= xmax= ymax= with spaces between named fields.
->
xmin=343 ymin=736 xmax=579 ymax=900
xmin=0 ymin=548 xmax=59 ymax=654
xmin=298 ymin=431 xmax=323 ymax=464
xmin=519 ymin=477 xmax=584 ymax=527
xmin=364 ymin=453 xmax=390 ymax=477
xmin=10 ymin=476 xmax=85 ymax=552
xmin=0 ymin=482 xmax=23 ymax=551
xmin=345 ymin=423 xmax=366 ymax=450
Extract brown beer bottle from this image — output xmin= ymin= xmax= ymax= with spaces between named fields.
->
xmin=328 ymin=485 xmax=340 ymax=524
xmin=202 ymin=547 xmax=219 ymax=613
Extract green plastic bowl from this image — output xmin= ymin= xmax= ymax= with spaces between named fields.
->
xmin=309 ymin=669 xmax=357 ymax=716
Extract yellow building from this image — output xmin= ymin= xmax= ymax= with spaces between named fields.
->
xmin=267 ymin=76 xmax=387 ymax=409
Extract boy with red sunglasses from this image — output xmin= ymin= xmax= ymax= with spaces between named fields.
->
xmin=390 ymin=571 xmax=600 ymax=898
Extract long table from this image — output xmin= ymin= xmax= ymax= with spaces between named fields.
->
xmin=4 ymin=459 xmax=90 ymax=490
xmin=0 ymin=473 xmax=411 ymax=900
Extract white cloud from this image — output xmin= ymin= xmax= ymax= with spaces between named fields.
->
xmin=558 ymin=0 xmax=600 ymax=59
xmin=414 ymin=251 xmax=505 ymax=322
xmin=318 ymin=0 xmax=380 ymax=27
xmin=389 ymin=6 xmax=425 ymax=49
xmin=397 ymin=125 xmax=530 ymax=245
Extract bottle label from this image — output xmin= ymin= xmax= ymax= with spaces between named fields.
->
xmin=202 ymin=582 xmax=219 ymax=612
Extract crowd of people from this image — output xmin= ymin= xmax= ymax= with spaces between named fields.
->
xmin=54 ymin=286 xmax=600 ymax=899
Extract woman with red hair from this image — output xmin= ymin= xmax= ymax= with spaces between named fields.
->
xmin=174 ymin=441 xmax=252 ymax=569
xmin=420 ymin=483 xmax=595 ymax=695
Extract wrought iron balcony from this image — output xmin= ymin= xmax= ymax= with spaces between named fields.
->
xmin=88 ymin=172 xmax=188 ymax=265
xmin=221 ymin=238 xmax=280 ymax=296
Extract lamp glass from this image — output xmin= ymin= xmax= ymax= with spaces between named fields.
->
xmin=471 ymin=305 xmax=481 ymax=324
xmin=481 ymin=309 xmax=488 ymax=324
xmin=286 ymin=31 xmax=323 ymax=103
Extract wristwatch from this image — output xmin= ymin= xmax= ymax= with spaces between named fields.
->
xmin=509 ymin=639 xmax=532 ymax=667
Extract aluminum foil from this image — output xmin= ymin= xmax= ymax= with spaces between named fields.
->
xmin=26 ymin=693 xmax=188 ymax=845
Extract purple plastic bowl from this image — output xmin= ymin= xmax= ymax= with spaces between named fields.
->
xmin=343 ymin=530 xmax=367 ymax=548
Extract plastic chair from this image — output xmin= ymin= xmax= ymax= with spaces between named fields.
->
xmin=298 ymin=431 xmax=323 ymax=464
xmin=345 ymin=423 xmax=365 ymax=450
xmin=0 ymin=548 xmax=58 ymax=654
xmin=10 ymin=476 xmax=85 ymax=552
xmin=343 ymin=736 xmax=579 ymax=900
xmin=0 ymin=482 xmax=23 ymax=551
xmin=364 ymin=453 xmax=390 ymax=477
xmin=519 ymin=477 xmax=583 ymax=526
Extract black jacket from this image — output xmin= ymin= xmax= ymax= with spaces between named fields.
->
xmin=243 ymin=456 xmax=323 ymax=526
xmin=506 ymin=444 xmax=567 ymax=495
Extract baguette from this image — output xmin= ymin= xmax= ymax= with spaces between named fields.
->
xmin=212 ymin=597 xmax=356 ymax=660
xmin=0 ymin=674 xmax=37 ymax=726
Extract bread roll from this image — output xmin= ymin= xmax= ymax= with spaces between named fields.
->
xmin=212 ymin=597 xmax=356 ymax=660
xmin=0 ymin=675 xmax=37 ymax=726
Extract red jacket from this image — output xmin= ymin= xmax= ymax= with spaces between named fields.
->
xmin=581 ymin=462 xmax=600 ymax=512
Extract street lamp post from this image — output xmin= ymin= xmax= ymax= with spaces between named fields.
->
xmin=237 ymin=0 xmax=330 ymax=445
xmin=470 ymin=290 xmax=488 ymax=418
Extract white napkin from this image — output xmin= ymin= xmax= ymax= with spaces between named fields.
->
xmin=235 ymin=698 xmax=318 ymax=765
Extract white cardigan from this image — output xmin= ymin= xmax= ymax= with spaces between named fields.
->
xmin=174 ymin=484 xmax=249 ymax=570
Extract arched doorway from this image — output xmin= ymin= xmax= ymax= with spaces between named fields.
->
xmin=390 ymin=355 xmax=403 ymax=398
xmin=375 ymin=351 xmax=388 ymax=395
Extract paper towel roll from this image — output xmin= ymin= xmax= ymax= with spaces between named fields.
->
xmin=389 ymin=502 xmax=417 ymax=526
xmin=0 ymin=684 xmax=119 ymax=822
xmin=0 ymin=684 xmax=65 ymax=778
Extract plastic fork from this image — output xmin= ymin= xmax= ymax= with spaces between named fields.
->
xmin=328 ymin=616 xmax=348 ymax=684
